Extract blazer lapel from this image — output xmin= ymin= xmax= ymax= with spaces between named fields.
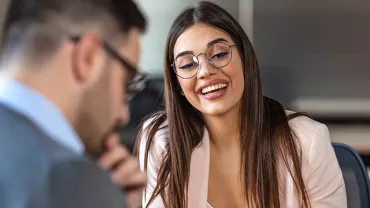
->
xmin=187 ymin=128 xmax=210 ymax=208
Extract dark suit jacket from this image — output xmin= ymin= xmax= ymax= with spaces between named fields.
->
xmin=0 ymin=104 xmax=126 ymax=208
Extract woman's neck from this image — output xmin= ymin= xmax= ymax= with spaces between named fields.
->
xmin=203 ymin=106 xmax=241 ymax=151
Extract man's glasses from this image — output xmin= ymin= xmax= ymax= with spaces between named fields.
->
xmin=171 ymin=41 xmax=237 ymax=79
xmin=70 ymin=36 xmax=147 ymax=102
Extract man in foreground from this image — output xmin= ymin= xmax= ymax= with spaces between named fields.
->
xmin=0 ymin=0 xmax=147 ymax=207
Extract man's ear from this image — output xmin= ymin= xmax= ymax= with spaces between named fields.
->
xmin=71 ymin=33 xmax=105 ymax=84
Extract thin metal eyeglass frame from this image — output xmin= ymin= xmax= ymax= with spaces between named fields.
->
xmin=171 ymin=43 xmax=237 ymax=79
xmin=69 ymin=36 xmax=147 ymax=101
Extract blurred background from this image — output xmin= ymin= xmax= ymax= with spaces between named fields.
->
xmin=0 ymin=0 xmax=369 ymax=173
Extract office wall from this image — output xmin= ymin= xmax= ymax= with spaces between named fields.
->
xmin=239 ymin=0 xmax=254 ymax=42
xmin=254 ymin=0 xmax=370 ymax=107
xmin=0 ymin=0 xmax=9 ymax=41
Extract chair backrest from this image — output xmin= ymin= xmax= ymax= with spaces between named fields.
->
xmin=332 ymin=142 xmax=370 ymax=208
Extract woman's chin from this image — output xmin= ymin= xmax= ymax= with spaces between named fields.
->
xmin=197 ymin=97 xmax=243 ymax=119
xmin=199 ymin=104 xmax=235 ymax=117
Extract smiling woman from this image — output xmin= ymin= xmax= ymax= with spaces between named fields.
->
xmin=135 ymin=1 xmax=347 ymax=208
xmin=172 ymin=25 xmax=244 ymax=117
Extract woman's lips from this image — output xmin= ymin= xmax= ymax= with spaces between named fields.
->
xmin=199 ymin=86 xmax=228 ymax=100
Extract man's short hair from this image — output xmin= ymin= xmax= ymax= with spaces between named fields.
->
xmin=0 ymin=0 xmax=146 ymax=63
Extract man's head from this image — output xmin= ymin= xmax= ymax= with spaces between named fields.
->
xmin=0 ymin=0 xmax=147 ymax=155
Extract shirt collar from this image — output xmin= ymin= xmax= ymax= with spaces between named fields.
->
xmin=0 ymin=78 xmax=84 ymax=155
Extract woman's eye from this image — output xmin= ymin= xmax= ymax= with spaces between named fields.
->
xmin=211 ymin=52 xmax=229 ymax=59
xmin=179 ymin=62 xmax=197 ymax=70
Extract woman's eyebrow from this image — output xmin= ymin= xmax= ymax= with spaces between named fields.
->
xmin=174 ymin=38 xmax=229 ymax=60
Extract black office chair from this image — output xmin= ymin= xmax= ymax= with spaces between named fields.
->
xmin=332 ymin=142 xmax=370 ymax=208
xmin=119 ymin=77 xmax=164 ymax=152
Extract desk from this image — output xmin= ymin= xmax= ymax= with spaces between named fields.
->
xmin=328 ymin=125 xmax=370 ymax=177
xmin=291 ymin=98 xmax=370 ymax=154
xmin=327 ymin=125 xmax=370 ymax=155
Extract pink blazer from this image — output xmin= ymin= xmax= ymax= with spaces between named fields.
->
xmin=139 ymin=114 xmax=347 ymax=207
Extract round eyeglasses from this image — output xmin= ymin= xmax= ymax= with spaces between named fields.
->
xmin=171 ymin=42 xmax=237 ymax=79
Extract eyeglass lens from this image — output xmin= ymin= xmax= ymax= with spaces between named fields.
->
xmin=125 ymin=74 xmax=147 ymax=102
xmin=174 ymin=42 xmax=233 ymax=79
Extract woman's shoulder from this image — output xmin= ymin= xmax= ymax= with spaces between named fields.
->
xmin=286 ymin=110 xmax=327 ymax=137
xmin=285 ymin=111 xmax=346 ymax=206
xmin=285 ymin=110 xmax=332 ymax=162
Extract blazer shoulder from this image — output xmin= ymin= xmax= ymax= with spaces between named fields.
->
xmin=287 ymin=112 xmax=326 ymax=140
xmin=286 ymin=112 xmax=347 ymax=206
xmin=139 ymin=117 xmax=168 ymax=164
xmin=287 ymin=111 xmax=332 ymax=164
xmin=141 ymin=116 xmax=169 ymax=148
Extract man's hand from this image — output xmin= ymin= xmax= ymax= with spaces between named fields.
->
xmin=98 ymin=134 xmax=146 ymax=208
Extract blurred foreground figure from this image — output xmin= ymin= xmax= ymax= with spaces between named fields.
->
xmin=0 ymin=0 xmax=147 ymax=207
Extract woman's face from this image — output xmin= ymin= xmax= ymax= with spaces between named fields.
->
xmin=173 ymin=23 xmax=244 ymax=117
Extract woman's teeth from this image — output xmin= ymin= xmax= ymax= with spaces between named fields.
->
xmin=201 ymin=84 xmax=228 ymax=94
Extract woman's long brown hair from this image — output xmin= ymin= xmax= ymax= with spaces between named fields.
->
xmin=135 ymin=1 xmax=310 ymax=207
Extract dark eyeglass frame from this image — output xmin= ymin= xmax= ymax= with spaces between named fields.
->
xmin=171 ymin=42 xmax=237 ymax=79
xmin=69 ymin=36 xmax=147 ymax=102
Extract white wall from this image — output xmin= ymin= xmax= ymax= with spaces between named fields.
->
xmin=136 ymin=0 xmax=197 ymax=75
